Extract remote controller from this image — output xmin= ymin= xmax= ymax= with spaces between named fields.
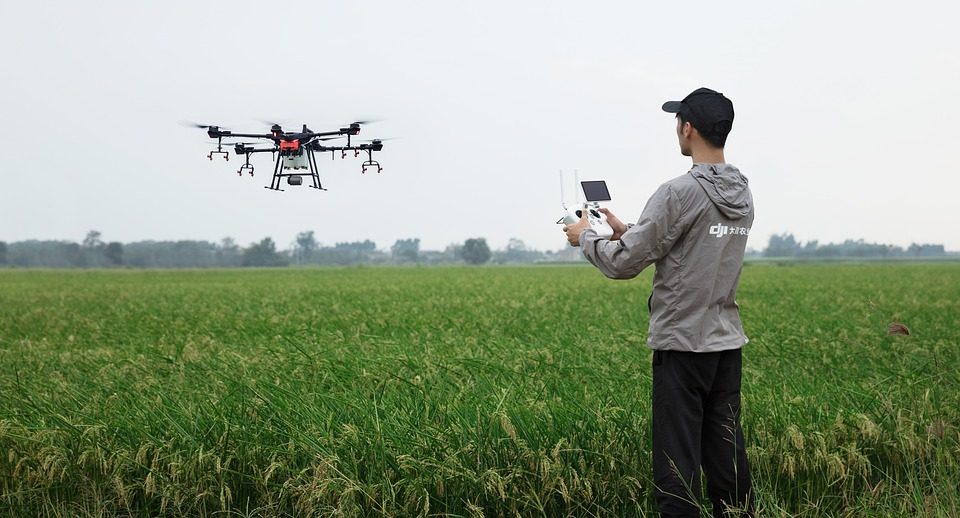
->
xmin=558 ymin=175 xmax=615 ymax=239
xmin=562 ymin=204 xmax=614 ymax=238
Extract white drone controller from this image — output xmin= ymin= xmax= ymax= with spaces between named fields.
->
xmin=563 ymin=204 xmax=614 ymax=239
xmin=558 ymin=175 xmax=614 ymax=239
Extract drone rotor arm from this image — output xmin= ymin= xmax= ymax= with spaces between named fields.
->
xmin=220 ymin=132 xmax=275 ymax=140
xmin=311 ymin=129 xmax=348 ymax=138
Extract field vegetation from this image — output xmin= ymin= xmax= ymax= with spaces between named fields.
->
xmin=1 ymin=264 xmax=958 ymax=516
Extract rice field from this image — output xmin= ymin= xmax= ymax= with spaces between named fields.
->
xmin=1 ymin=264 xmax=958 ymax=517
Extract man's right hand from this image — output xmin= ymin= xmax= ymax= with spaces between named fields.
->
xmin=599 ymin=208 xmax=628 ymax=240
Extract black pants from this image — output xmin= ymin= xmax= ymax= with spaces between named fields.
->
xmin=652 ymin=348 xmax=753 ymax=517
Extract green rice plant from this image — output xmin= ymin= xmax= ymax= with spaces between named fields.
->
xmin=0 ymin=264 xmax=957 ymax=516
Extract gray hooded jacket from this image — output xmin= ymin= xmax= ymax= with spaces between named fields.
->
xmin=580 ymin=163 xmax=754 ymax=352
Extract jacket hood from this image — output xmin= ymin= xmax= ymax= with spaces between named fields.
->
xmin=690 ymin=163 xmax=752 ymax=220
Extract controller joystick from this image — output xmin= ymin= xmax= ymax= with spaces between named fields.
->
xmin=562 ymin=204 xmax=613 ymax=238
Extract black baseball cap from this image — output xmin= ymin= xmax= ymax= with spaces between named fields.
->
xmin=662 ymin=87 xmax=734 ymax=137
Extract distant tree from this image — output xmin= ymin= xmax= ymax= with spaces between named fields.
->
xmin=815 ymin=243 xmax=842 ymax=257
xmin=545 ymin=244 xmax=585 ymax=262
xmin=122 ymin=241 xmax=155 ymax=267
xmin=391 ymin=238 xmax=420 ymax=263
xmin=216 ymin=237 xmax=242 ymax=267
xmin=242 ymin=238 xmax=288 ymax=267
xmin=173 ymin=241 xmax=218 ymax=267
xmin=461 ymin=238 xmax=491 ymax=265
xmin=78 ymin=230 xmax=106 ymax=267
xmin=294 ymin=231 xmax=319 ymax=264
xmin=810 ymin=239 xmax=892 ymax=258
xmin=105 ymin=242 xmax=124 ymax=266
xmin=0 ymin=241 xmax=6 ymax=265
xmin=444 ymin=243 xmax=464 ymax=262
xmin=83 ymin=230 xmax=104 ymax=249
xmin=908 ymin=243 xmax=945 ymax=257
xmin=314 ymin=240 xmax=379 ymax=265
xmin=507 ymin=238 xmax=526 ymax=252
xmin=65 ymin=242 xmax=85 ymax=267
xmin=764 ymin=233 xmax=800 ymax=257
xmin=762 ymin=234 xmax=945 ymax=259
xmin=797 ymin=240 xmax=818 ymax=258
xmin=121 ymin=240 xmax=218 ymax=268
xmin=7 ymin=240 xmax=83 ymax=267
xmin=497 ymin=237 xmax=544 ymax=264
xmin=845 ymin=239 xmax=890 ymax=257
xmin=335 ymin=240 xmax=377 ymax=253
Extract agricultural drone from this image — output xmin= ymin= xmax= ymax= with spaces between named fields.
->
xmin=186 ymin=121 xmax=388 ymax=191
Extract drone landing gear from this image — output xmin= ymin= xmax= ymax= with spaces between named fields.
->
xmin=265 ymin=151 xmax=285 ymax=192
xmin=265 ymin=149 xmax=327 ymax=192
xmin=307 ymin=148 xmax=327 ymax=190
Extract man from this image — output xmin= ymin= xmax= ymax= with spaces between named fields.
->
xmin=563 ymin=87 xmax=754 ymax=517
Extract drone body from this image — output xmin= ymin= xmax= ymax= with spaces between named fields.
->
xmin=190 ymin=121 xmax=386 ymax=191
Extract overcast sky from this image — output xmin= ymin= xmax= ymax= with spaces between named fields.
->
xmin=2 ymin=1 xmax=958 ymax=252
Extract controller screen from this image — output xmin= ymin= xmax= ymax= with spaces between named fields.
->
xmin=581 ymin=181 xmax=611 ymax=202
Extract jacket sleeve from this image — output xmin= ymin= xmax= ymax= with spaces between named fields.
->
xmin=580 ymin=184 xmax=684 ymax=279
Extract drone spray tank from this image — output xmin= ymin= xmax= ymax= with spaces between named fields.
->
xmin=282 ymin=154 xmax=309 ymax=170
xmin=279 ymin=136 xmax=309 ymax=185
xmin=282 ymin=154 xmax=309 ymax=185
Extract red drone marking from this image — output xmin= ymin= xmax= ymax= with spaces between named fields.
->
xmin=279 ymin=139 xmax=300 ymax=152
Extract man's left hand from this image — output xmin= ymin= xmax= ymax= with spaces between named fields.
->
xmin=563 ymin=210 xmax=591 ymax=247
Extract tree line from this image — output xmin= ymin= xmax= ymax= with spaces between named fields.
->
xmin=0 ymin=231 xmax=949 ymax=269
xmin=761 ymin=233 xmax=946 ymax=258
xmin=0 ymin=231 xmax=583 ymax=268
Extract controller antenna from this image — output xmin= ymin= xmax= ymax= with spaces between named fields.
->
xmin=574 ymin=169 xmax=582 ymax=206
xmin=559 ymin=169 xmax=567 ymax=210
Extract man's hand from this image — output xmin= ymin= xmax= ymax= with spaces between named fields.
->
xmin=563 ymin=209 xmax=592 ymax=247
xmin=599 ymin=208 xmax=628 ymax=240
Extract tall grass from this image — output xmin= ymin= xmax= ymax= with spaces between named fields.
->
xmin=0 ymin=265 xmax=958 ymax=516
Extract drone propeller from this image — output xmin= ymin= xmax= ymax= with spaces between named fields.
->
xmin=180 ymin=120 xmax=225 ymax=130
xmin=348 ymin=119 xmax=382 ymax=126
xmin=253 ymin=120 xmax=287 ymax=135
xmin=256 ymin=118 xmax=292 ymax=127
xmin=359 ymin=137 xmax=399 ymax=142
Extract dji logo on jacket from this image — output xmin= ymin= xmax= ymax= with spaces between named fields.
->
xmin=709 ymin=223 xmax=751 ymax=238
